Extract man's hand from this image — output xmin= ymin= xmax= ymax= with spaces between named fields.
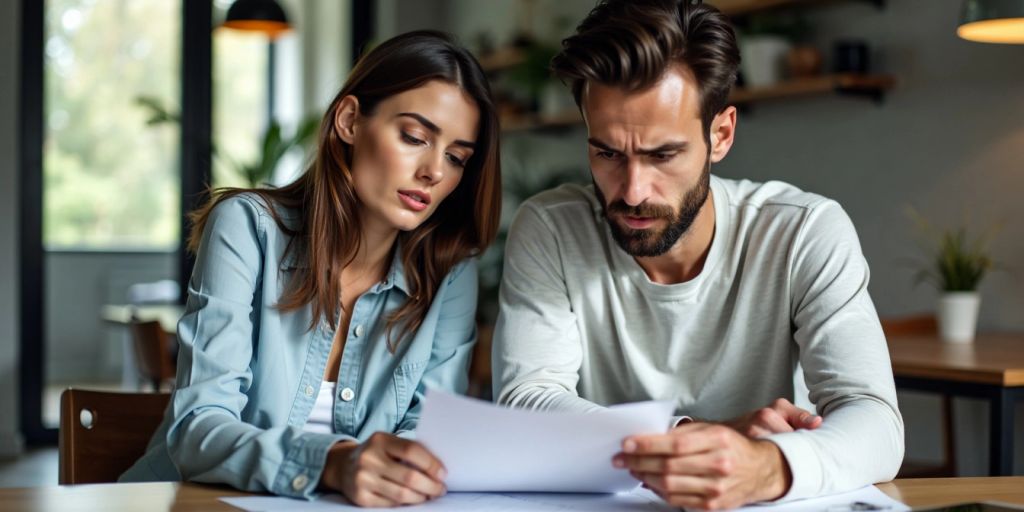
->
xmin=320 ymin=433 xmax=447 ymax=507
xmin=614 ymin=422 xmax=792 ymax=510
xmin=724 ymin=398 xmax=822 ymax=438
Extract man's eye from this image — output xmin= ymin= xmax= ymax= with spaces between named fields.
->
xmin=596 ymin=151 xmax=618 ymax=160
xmin=651 ymin=152 xmax=675 ymax=161
xmin=401 ymin=132 xmax=426 ymax=145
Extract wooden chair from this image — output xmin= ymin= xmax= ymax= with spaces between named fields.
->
xmin=467 ymin=322 xmax=494 ymax=400
xmin=881 ymin=314 xmax=957 ymax=478
xmin=129 ymin=319 xmax=177 ymax=391
xmin=58 ymin=389 xmax=170 ymax=484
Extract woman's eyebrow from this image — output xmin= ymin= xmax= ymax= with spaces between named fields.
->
xmin=397 ymin=112 xmax=475 ymax=148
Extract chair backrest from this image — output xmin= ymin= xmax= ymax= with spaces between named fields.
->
xmin=129 ymin=319 xmax=176 ymax=390
xmin=58 ymin=388 xmax=170 ymax=484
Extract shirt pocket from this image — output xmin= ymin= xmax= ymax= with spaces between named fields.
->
xmin=392 ymin=360 xmax=429 ymax=421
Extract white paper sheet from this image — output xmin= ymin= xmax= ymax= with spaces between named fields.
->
xmin=736 ymin=485 xmax=909 ymax=512
xmin=220 ymin=485 xmax=908 ymax=512
xmin=220 ymin=487 xmax=675 ymax=511
xmin=416 ymin=388 xmax=675 ymax=493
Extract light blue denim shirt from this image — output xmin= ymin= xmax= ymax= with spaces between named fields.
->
xmin=119 ymin=194 xmax=479 ymax=499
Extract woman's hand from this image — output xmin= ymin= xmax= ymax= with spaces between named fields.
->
xmin=321 ymin=433 xmax=448 ymax=507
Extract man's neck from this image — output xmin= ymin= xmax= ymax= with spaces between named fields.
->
xmin=634 ymin=191 xmax=716 ymax=285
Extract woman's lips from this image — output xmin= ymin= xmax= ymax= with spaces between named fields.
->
xmin=398 ymin=191 xmax=429 ymax=212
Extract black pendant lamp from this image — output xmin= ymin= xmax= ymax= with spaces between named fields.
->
xmin=958 ymin=0 xmax=1024 ymax=43
xmin=222 ymin=0 xmax=292 ymax=39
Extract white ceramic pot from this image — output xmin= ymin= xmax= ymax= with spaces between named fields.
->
xmin=739 ymin=35 xmax=792 ymax=87
xmin=937 ymin=291 xmax=981 ymax=343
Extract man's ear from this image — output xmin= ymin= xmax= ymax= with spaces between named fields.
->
xmin=334 ymin=95 xmax=360 ymax=144
xmin=708 ymin=106 xmax=737 ymax=164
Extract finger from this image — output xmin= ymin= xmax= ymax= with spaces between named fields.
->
xmin=636 ymin=471 xmax=719 ymax=497
xmin=381 ymin=437 xmax=447 ymax=482
xmin=347 ymin=472 xmax=399 ymax=508
xmin=770 ymin=399 xmax=821 ymax=430
xmin=371 ymin=473 xmax=430 ymax=505
xmin=379 ymin=459 xmax=446 ymax=498
xmin=624 ymin=424 xmax=725 ymax=456
xmin=662 ymin=492 xmax=734 ymax=510
xmin=753 ymin=409 xmax=794 ymax=436
xmin=616 ymin=452 xmax=735 ymax=477
xmin=802 ymin=413 xmax=823 ymax=429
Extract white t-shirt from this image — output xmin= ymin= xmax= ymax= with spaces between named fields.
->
xmin=303 ymin=381 xmax=337 ymax=434
xmin=492 ymin=175 xmax=904 ymax=501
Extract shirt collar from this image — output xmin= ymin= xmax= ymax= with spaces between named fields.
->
xmin=282 ymin=240 xmax=411 ymax=296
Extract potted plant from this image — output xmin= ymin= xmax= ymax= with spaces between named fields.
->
xmin=136 ymin=95 xmax=319 ymax=188
xmin=738 ymin=13 xmax=812 ymax=87
xmin=909 ymin=209 xmax=998 ymax=343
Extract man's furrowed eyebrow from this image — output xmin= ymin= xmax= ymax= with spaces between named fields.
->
xmin=397 ymin=112 xmax=476 ymax=149
xmin=588 ymin=138 xmax=619 ymax=153
xmin=587 ymin=138 xmax=688 ymax=154
xmin=637 ymin=141 xmax=688 ymax=155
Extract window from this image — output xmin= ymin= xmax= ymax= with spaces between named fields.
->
xmin=212 ymin=25 xmax=269 ymax=188
xmin=43 ymin=0 xmax=181 ymax=250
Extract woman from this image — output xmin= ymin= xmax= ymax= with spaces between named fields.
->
xmin=120 ymin=30 xmax=501 ymax=508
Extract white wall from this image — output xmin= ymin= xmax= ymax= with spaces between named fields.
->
xmin=0 ymin=0 xmax=25 ymax=458
xmin=714 ymin=0 xmax=1024 ymax=476
xmin=424 ymin=0 xmax=1024 ymax=476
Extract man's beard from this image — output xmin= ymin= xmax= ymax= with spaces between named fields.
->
xmin=596 ymin=159 xmax=711 ymax=258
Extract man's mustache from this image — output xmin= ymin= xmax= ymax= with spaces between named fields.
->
xmin=606 ymin=200 xmax=674 ymax=220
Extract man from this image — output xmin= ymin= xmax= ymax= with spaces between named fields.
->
xmin=491 ymin=0 xmax=904 ymax=509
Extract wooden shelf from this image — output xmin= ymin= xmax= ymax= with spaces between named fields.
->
xmin=498 ymin=74 xmax=893 ymax=131
xmin=478 ymin=47 xmax=525 ymax=73
xmin=708 ymin=0 xmax=883 ymax=16
xmin=729 ymin=73 xmax=895 ymax=104
xmin=501 ymin=109 xmax=582 ymax=132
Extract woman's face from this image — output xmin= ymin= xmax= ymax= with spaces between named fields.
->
xmin=337 ymin=80 xmax=480 ymax=235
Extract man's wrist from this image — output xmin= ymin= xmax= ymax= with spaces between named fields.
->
xmin=755 ymin=439 xmax=792 ymax=502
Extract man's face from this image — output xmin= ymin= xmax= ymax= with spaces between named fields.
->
xmin=582 ymin=65 xmax=720 ymax=257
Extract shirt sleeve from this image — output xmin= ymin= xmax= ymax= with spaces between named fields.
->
xmin=766 ymin=200 xmax=905 ymax=501
xmin=492 ymin=201 xmax=605 ymax=414
xmin=395 ymin=259 xmax=480 ymax=438
xmin=165 ymin=196 xmax=351 ymax=499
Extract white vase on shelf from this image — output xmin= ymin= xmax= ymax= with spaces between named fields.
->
xmin=739 ymin=35 xmax=791 ymax=87
xmin=937 ymin=291 xmax=981 ymax=343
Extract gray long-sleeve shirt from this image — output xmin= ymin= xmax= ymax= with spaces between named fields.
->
xmin=492 ymin=176 xmax=904 ymax=501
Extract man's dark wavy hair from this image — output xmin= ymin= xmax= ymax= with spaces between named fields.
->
xmin=550 ymin=0 xmax=740 ymax=140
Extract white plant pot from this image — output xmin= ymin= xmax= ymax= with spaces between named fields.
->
xmin=937 ymin=292 xmax=981 ymax=343
xmin=739 ymin=35 xmax=791 ymax=87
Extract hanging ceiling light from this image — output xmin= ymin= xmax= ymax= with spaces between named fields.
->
xmin=222 ymin=0 xmax=292 ymax=39
xmin=958 ymin=0 xmax=1024 ymax=43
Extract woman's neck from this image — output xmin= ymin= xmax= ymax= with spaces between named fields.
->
xmin=350 ymin=217 xmax=398 ymax=276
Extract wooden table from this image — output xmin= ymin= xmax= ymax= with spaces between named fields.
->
xmin=0 ymin=478 xmax=1022 ymax=511
xmin=889 ymin=333 xmax=1024 ymax=476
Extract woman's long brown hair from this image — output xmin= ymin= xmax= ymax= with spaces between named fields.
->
xmin=187 ymin=30 xmax=501 ymax=349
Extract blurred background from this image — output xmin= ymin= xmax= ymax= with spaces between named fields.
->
xmin=1 ymin=0 xmax=1023 ymax=485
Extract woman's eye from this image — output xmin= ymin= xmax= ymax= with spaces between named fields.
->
xmin=446 ymin=153 xmax=467 ymax=168
xmin=401 ymin=132 xmax=426 ymax=146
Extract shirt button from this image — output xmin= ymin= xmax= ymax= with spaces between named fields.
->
xmin=353 ymin=324 xmax=365 ymax=337
xmin=292 ymin=473 xmax=309 ymax=491
xmin=340 ymin=387 xmax=355 ymax=402
xmin=304 ymin=384 xmax=315 ymax=397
